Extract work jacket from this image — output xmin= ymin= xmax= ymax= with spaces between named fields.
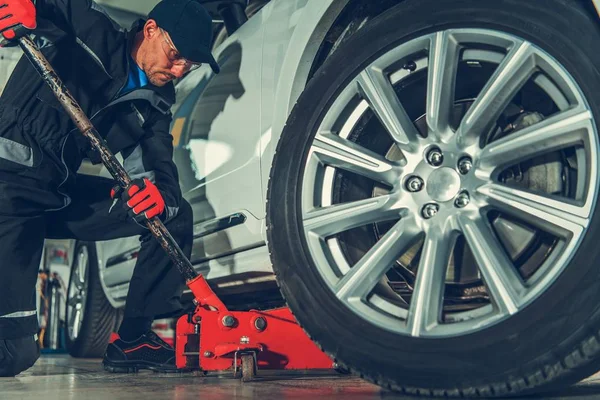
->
xmin=0 ymin=0 xmax=182 ymax=219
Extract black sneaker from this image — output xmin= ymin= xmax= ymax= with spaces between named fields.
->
xmin=102 ymin=331 xmax=180 ymax=373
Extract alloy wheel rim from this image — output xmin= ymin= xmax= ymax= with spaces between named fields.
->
xmin=300 ymin=28 xmax=599 ymax=338
xmin=67 ymin=246 xmax=89 ymax=341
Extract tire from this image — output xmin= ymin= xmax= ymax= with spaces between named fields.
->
xmin=65 ymin=242 xmax=117 ymax=358
xmin=267 ymin=0 xmax=600 ymax=397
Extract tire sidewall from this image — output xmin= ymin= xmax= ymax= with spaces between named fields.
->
xmin=268 ymin=0 xmax=600 ymax=389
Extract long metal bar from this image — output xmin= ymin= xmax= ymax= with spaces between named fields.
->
xmin=18 ymin=36 xmax=199 ymax=282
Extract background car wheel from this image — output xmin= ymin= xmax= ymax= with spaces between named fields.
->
xmin=267 ymin=0 xmax=600 ymax=396
xmin=65 ymin=242 xmax=117 ymax=358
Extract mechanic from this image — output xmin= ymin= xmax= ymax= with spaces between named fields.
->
xmin=0 ymin=0 xmax=220 ymax=376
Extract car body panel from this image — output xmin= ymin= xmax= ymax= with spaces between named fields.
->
xmin=173 ymin=7 xmax=265 ymax=253
xmin=259 ymin=0 xmax=349 ymax=214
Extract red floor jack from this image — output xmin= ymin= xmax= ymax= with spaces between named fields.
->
xmin=18 ymin=35 xmax=335 ymax=381
xmin=176 ymin=277 xmax=334 ymax=380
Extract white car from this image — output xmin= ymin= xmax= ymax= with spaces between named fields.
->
xmin=47 ymin=0 xmax=600 ymax=396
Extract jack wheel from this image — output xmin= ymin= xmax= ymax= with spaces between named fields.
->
xmin=241 ymin=354 xmax=256 ymax=382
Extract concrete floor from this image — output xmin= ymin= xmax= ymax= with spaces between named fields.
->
xmin=3 ymin=355 xmax=600 ymax=399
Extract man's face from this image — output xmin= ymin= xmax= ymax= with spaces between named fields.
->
xmin=141 ymin=22 xmax=199 ymax=86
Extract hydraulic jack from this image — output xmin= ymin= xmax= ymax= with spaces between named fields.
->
xmin=176 ymin=276 xmax=334 ymax=381
xmin=16 ymin=35 xmax=334 ymax=382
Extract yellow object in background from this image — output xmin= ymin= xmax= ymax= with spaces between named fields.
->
xmin=171 ymin=117 xmax=186 ymax=147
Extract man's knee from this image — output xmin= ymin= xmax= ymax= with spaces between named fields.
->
xmin=0 ymin=336 xmax=40 ymax=377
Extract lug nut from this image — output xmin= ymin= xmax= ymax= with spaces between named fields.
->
xmin=455 ymin=192 xmax=470 ymax=208
xmin=422 ymin=203 xmax=439 ymax=219
xmin=406 ymin=176 xmax=424 ymax=192
xmin=427 ymin=148 xmax=444 ymax=167
xmin=222 ymin=315 xmax=236 ymax=327
xmin=457 ymin=157 xmax=473 ymax=175
xmin=403 ymin=61 xmax=417 ymax=72
xmin=204 ymin=351 xmax=213 ymax=357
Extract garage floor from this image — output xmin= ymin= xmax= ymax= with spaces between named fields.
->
xmin=3 ymin=355 xmax=600 ymax=400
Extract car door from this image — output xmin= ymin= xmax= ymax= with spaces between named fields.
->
xmin=170 ymin=12 xmax=266 ymax=264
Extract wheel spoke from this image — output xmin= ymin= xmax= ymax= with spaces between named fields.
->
xmin=478 ymin=109 xmax=592 ymax=176
xmin=67 ymin=295 xmax=80 ymax=307
xmin=72 ymin=309 xmax=81 ymax=339
xmin=357 ymin=66 xmax=420 ymax=152
xmin=427 ymin=31 xmax=461 ymax=141
xmin=312 ymin=132 xmax=400 ymax=186
xmin=477 ymin=183 xmax=589 ymax=238
xmin=73 ymin=273 xmax=84 ymax=289
xmin=304 ymin=195 xmax=401 ymax=237
xmin=457 ymin=41 xmax=537 ymax=146
xmin=68 ymin=307 xmax=78 ymax=334
xmin=336 ymin=216 xmax=421 ymax=302
xmin=458 ymin=214 xmax=526 ymax=315
xmin=406 ymin=228 xmax=453 ymax=337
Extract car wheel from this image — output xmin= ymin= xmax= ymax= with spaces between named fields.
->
xmin=267 ymin=0 xmax=600 ymax=396
xmin=65 ymin=242 xmax=117 ymax=358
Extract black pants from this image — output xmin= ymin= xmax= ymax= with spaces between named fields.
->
xmin=0 ymin=173 xmax=193 ymax=339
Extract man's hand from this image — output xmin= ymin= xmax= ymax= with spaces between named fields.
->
xmin=111 ymin=178 xmax=166 ymax=223
xmin=0 ymin=0 xmax=36 ymax=45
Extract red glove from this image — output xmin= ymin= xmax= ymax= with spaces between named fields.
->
xmin=111 ymin=178 xmax=165 ymax=222
xmin=0 ymin=0 xmax=37 ymax=42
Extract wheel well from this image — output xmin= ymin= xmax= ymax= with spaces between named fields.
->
xmin=307 ymin=0 xmax=405 ymax=82
xmin=307 ymin=0 xmax=600 ymax=83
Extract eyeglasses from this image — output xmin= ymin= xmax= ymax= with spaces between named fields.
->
xmin=159 ymin=28 xmax=202 ymax=72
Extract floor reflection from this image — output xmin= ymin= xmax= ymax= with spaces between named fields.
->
xmin=1 ymin=355 xmax=600 ymax=400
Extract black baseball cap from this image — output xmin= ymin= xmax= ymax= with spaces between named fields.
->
xmin=149 ymin=0 xmax=220 ymax=74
